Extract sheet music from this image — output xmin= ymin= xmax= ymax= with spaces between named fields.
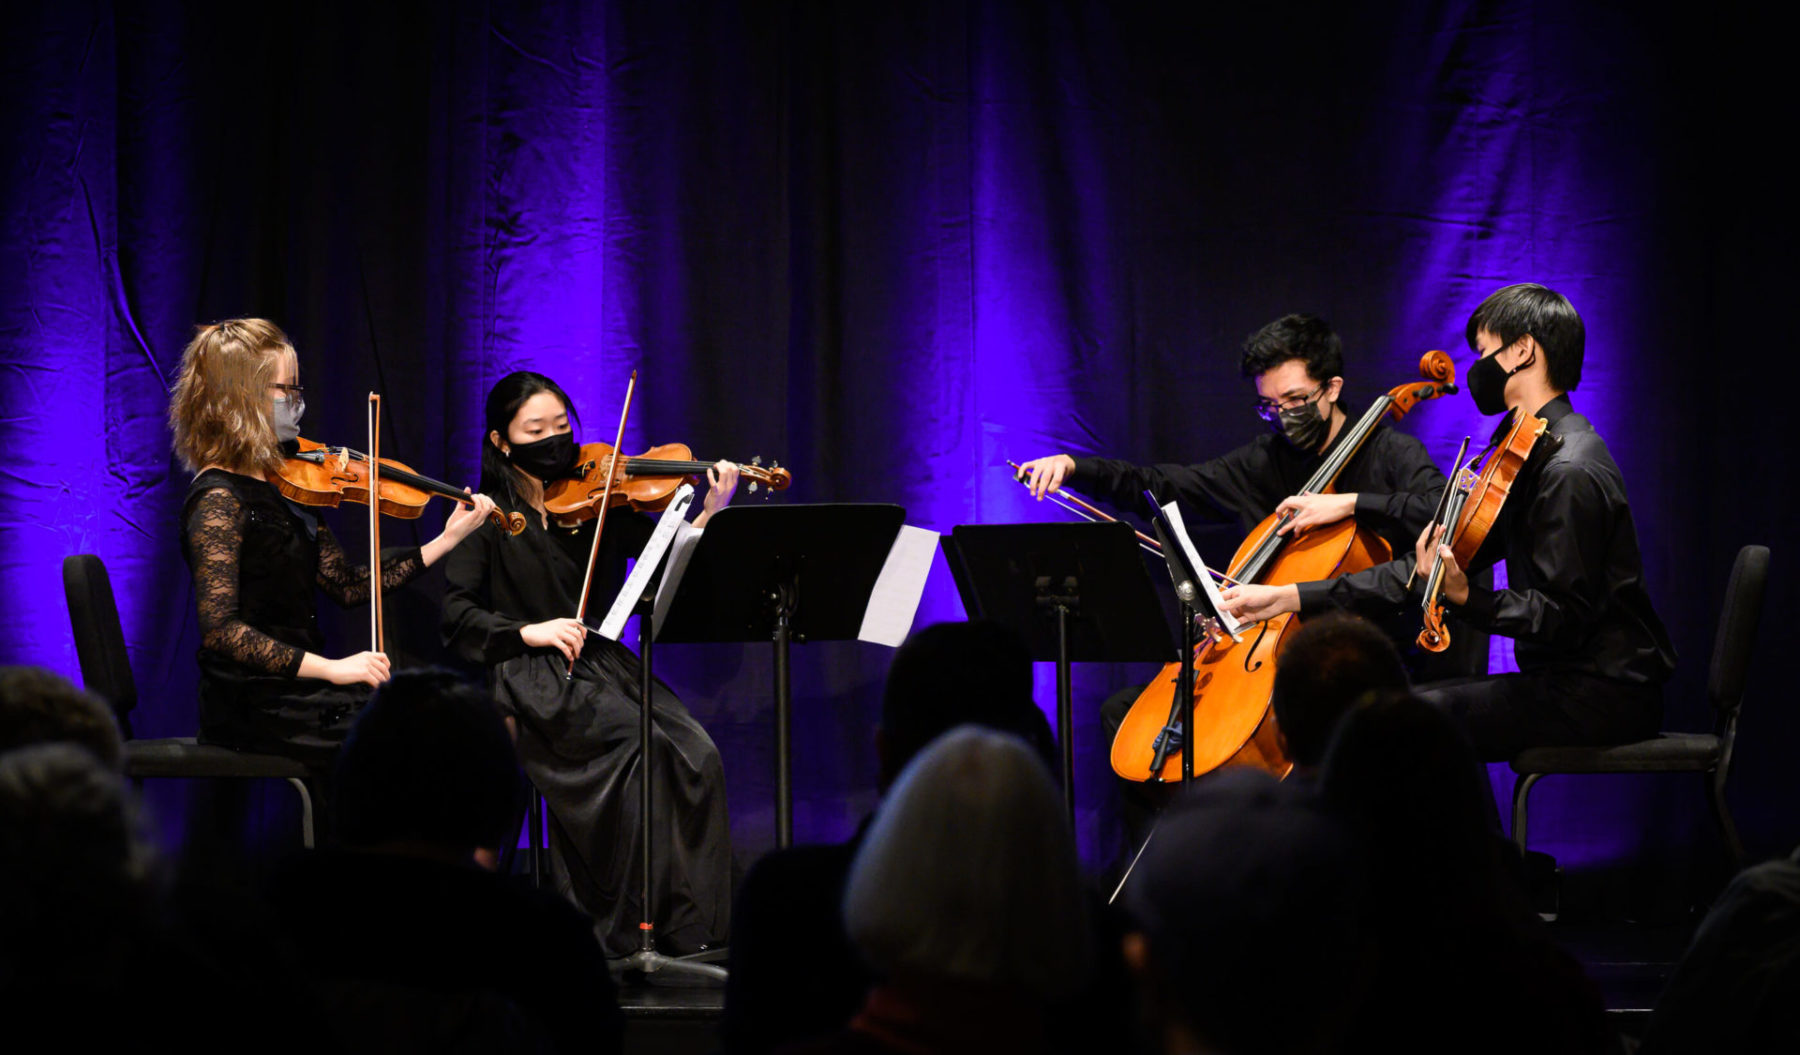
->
xmin=650 ymin=515 xmax=705 ymax=639
xmin=857 ymin=524 xmax=939 ymax=647
xmin=1161 ymin=501 xmax=1245 ymax=639
xmin=598 ymin=484 xmax=696 ymax=641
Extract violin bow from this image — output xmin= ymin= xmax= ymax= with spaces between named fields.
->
xmin=1003 ymin=461 xmax=1242 ymax=588
xmin=368 ymin=393 xmax=385 ymax=654
xmin=569 ymin=371 xmax=638 ymax=679
xmin=1407 ymin=435 xmax=1470 ymax=592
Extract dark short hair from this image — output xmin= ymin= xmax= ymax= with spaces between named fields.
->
xmin=879 ymin=621 xmax=1057 ymax=789
xmin=1319 ymin=691 xmax=1493 ymax=876
xmin=0 ymin=666 xmax=123 ymax=770
xmin=1270 ymin=615 xmax=1408 ymax=768
xmin=1125 ymin=768 xmax=1367 ymax=1054
xmin=1464 ymin=283 xmax=1585 ymax=392
xmin=335 ymin=670 xmax=524 ymax=854
xmin=478 ymin=371 xmax=581 ymax=501
xmin=0 ymin=743 xmax=158 ymax=978
xmin=1240 ymin=314 xmax=1344 ymax=383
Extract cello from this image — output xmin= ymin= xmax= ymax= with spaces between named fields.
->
xmin=1110 ymin=351 xmax=1458 ymax=782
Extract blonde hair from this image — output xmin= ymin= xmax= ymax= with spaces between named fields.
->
xmin=168 ymin=318 xmax=295 ymax=474
xmin=843 ymin=725 xmax=1090 ymax=998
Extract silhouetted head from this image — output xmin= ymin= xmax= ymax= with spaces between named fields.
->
xmin=1123 ymin=767 xmax=1368 ymax=1055
xmin=1270 ymin=614 xmax=1409 ymax=770
xmin=0 ymin=743 xmax=159 ymax=986
xmin=878 ymin=620 xmax=1056 ymax=791
xmin=1320 ymin=691 xmax=1494 ymax=883
xmin=0 ymin=666 xmax=124 ymax=771
xmin=335 ymin=670 xmax=524 ymax=859
xmin=844 ymin=726 xmax=1089 ymax=998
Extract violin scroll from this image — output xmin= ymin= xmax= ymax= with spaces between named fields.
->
xmin=1417 ymin=602 xmax=1452 ymax=653
xmin=744 ymin=456 xmax=793 ymax=496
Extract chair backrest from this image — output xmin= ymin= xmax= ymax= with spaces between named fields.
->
xmin=61 ymin=554 xmax=138 ymax=734
xmin=1709 ymin=545 xmax=1771 ymax=720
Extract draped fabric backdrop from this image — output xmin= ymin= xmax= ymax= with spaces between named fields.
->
xmin=4 ymin=1 xmax=1794 ymax=885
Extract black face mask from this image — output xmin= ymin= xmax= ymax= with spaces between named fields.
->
xmin=1265 ymin=385 xmax=1332 ymax=451
xmin=1466 ymin=349 xmax=1533 ymax=416
xmin=506 ymin=432 xmax=578 ymax=482
xmin=1276 ymin=399 xmax=1330 ymax=451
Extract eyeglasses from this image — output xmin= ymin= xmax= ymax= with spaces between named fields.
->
xmin=1253 ymin=384 xmax=1326 ymax=423
xmin=269 ymin=383 xmax=306 ymax=398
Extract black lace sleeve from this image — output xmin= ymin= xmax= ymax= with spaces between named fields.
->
xmin=315 ymin=523 xmax=425 ymax=608
xmin=185 ymin=488 xmax=306 ymax=677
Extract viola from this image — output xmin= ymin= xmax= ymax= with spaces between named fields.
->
xmin=1416 ymin=408 xmax=1553 ymax=652
xmin=270 ymin=437 xmax=526 ymax=535
xmin=1110 ymin=350 xmax=1459 ymax=783
xmin=542 ymin=442 xmax=792 ymax=526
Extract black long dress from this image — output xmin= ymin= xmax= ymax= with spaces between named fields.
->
xmin=441 ymin=493 xmax=732 ymax=957
xmin=180 ymin=469 xmax=425 ymax=768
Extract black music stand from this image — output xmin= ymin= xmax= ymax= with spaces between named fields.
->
xmin=940 ymin=521 xmax=1175 ymax=817
xmin=657 ymin=503 xmax=909 ymax=849
xmin=606 ymin=583 xmax=729 ymax=983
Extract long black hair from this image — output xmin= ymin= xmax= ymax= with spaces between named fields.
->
xmin=478 ymin=370 xmax=580 ymax=502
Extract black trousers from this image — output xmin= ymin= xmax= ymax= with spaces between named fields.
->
xmin=1415 ymin=671 xmax=1665 ymax=762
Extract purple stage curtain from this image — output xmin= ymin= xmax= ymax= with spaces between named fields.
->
xmin=3 ymin=1 xmax=1793 ymax=875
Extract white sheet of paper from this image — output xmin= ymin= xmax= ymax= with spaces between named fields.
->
xmin=857 ymin=524 xmax=939 ymax=647
xmin=1161 ymin=501 xmax=1244 ymax=639
xmin=650 ymin=517 xmax=705 ymax=639
xmin=597 ymin=484 xmax=696 ymax=641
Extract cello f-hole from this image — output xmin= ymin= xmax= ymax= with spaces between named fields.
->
xmin=1243 ymin=621 xmax=1272 ymax=673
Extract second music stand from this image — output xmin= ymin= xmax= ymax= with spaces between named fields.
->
xmin=941 ymin=521 xmax=1175 ymax=816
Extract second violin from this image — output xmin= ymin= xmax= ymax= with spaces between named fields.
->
xmin=544 ymin=442 xmax=792 ymax=526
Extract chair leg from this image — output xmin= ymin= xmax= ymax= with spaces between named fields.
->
xmin=1705 ymin=770 xmax=1746 ymax=869
xmin=286 ymin=778 xmax=316 ymax=850
xmin=1511 ymin=773 xmax=1542 ymax=855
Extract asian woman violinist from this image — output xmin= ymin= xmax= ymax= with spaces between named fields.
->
xmin=441 ymin=370 xmax=736 ymax=958
xmin=169 ymin=318 xmax=497 ymax=767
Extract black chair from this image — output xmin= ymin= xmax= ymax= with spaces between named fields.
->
xmin=1509 ymin=545 xmax=1770 ymax=868
xmin=61 ymin=553 xmax=317 ymax=847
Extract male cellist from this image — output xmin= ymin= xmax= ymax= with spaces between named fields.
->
xmin=1018 ymin=313 xmax=1484 ymax=690
xmin=1218 ymin=285 xmax=1675 ymax=759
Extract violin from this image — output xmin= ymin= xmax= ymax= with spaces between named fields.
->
xmin=270 ymin=437 xmax=526 ymax=535
xmin=1416 ymin=408 xmax=1553 ymax=652
xmin=542 ymin=442 xmax=792 ymax=526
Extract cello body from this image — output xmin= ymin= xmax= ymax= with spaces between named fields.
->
xmin=1110 ymin=514 xmax=1390 ymax=782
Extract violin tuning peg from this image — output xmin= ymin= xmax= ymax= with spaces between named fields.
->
xmin=750 ymin=455 xmax=764 ymax=466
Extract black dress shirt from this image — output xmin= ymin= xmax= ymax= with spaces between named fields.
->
xmin=1297 ymin=396 xmax=1676 ymax=685
xmin=1066 ymin=400 xmax=1447 ymax=560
